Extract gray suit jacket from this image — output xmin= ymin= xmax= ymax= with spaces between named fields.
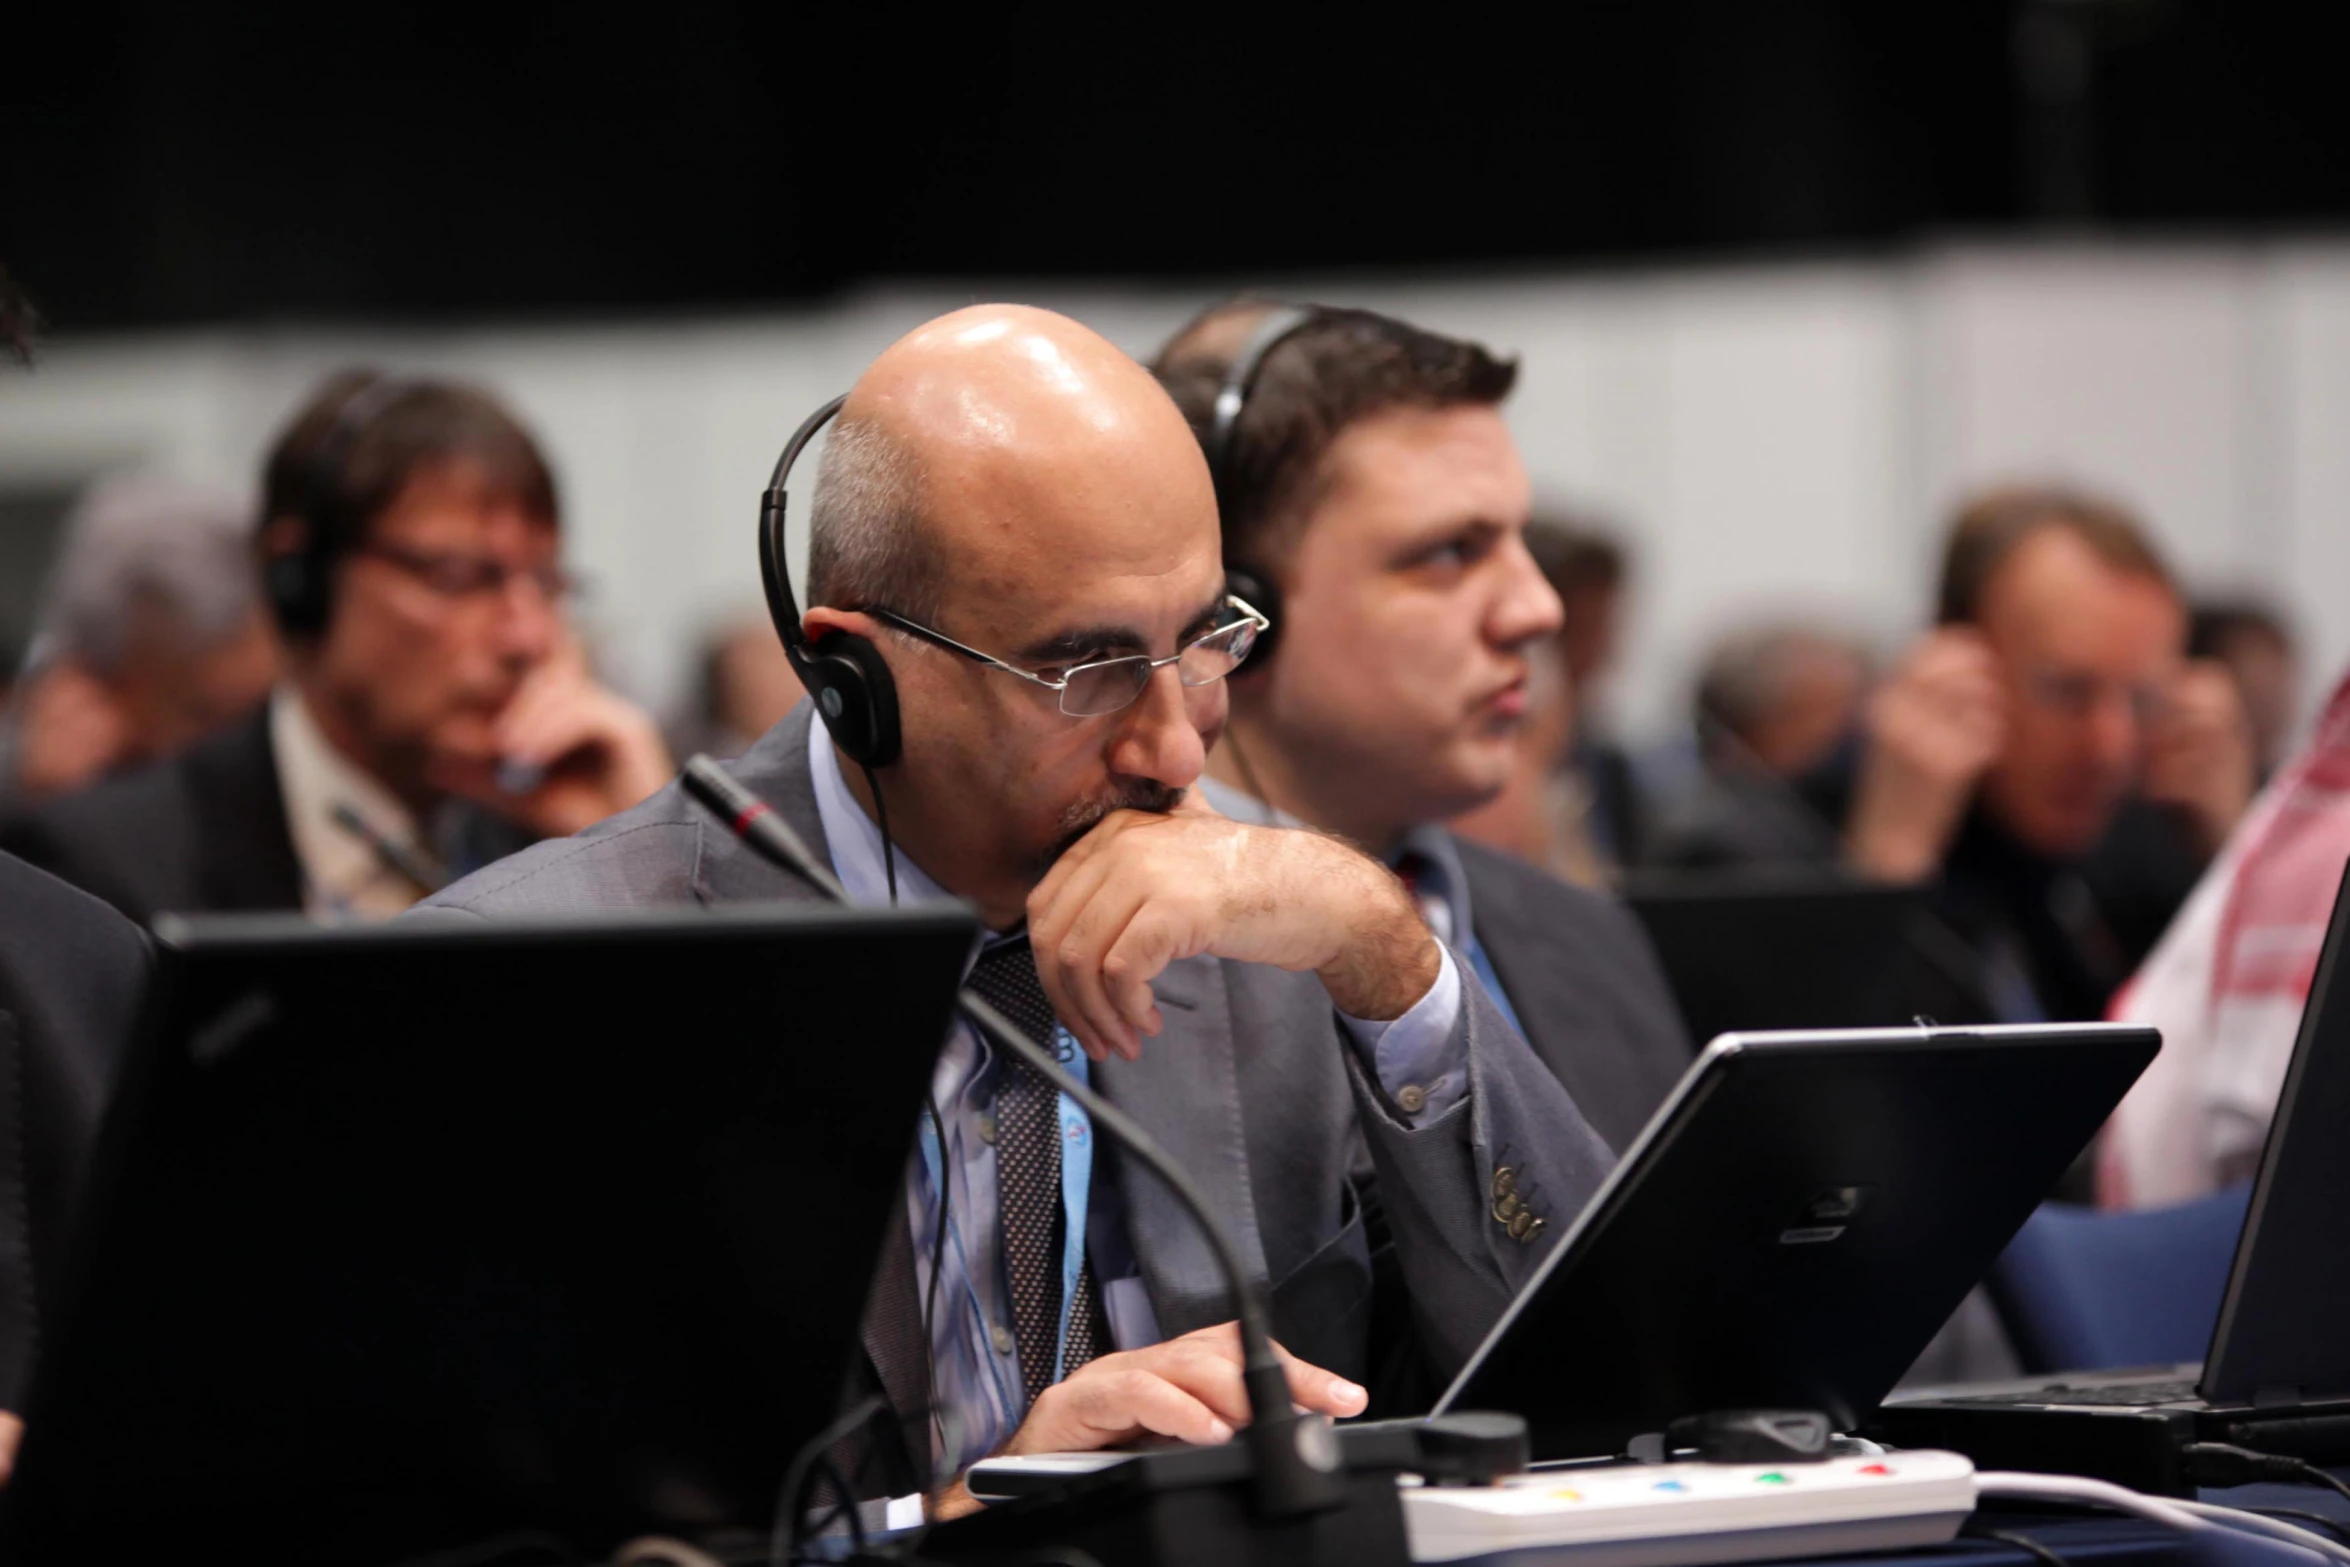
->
xmin=1450 ymin=833 xmax=1693 ymax=1153
xmin=416 ymin=708 xmax=1614 ymax=1471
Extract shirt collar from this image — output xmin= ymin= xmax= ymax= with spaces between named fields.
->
xmin=806 ymin=715 xmax=959 ymax=910
xmin=270 ymin=685 xmax=433 ymax=919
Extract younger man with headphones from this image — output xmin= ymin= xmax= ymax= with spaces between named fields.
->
xmin=1150 ymin=302 xmax=1691 ymax=1151
xmin=1 ymin=372 xmax=672 ymax=921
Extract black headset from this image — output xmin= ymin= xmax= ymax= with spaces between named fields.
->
xmin=758 ymin=394 xmax=904 ymax=769
xmin=264 ymin=373 xmax=420 ymax=637
xmin=1205 ymin=303 xmax=1324 ymax=673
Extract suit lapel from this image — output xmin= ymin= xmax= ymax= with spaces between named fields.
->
xmin=188 ymin=709 xmax=306 ymax=912
xmin=690 ymin=706 xmax=833 ymax=908
xmin=1093 ymin=955 xmax=1274 ymax=1338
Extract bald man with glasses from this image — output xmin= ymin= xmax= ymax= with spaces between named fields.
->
xmin=419 ymin=305 xmax=1613 ymax=1519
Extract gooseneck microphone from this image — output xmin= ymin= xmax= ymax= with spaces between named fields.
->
xmin=679 ymin=755 xmax=1347 ymax=1520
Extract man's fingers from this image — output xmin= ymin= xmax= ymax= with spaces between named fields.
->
xmin=1047 ymin=883 xmax=1151 ymax=1061
xmin=1271 ymin=1339 xmax=1371 ymax=1417
xmin=1060 ymin=1368 xmax=1235 ymax=1448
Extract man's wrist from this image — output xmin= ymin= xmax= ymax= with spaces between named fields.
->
xmin=1317 ymin=886 xmax=1443 ymax=1020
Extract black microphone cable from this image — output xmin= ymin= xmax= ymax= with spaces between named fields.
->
xmin=681 ymin=755 xmax=1349 ymax=1525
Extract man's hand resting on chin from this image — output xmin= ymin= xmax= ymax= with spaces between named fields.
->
xmin=1026 ymin=792 xmax=1440 ymax=1061
xmin=929 ymin=1323 xmax=1368 ymax=1522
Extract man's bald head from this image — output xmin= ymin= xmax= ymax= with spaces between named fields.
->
xmin=806 ymin=305 xmax=1214 ymax=625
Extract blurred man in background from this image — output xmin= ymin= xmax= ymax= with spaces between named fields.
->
xmin=2 ymin=477 xmax=278 ymax=802
xmin=1836 ymin=486 xmax=2252 ymax=1022
xmin=1533 ymin=523 xmax=1646 ymax=872
xmin=1647 ymin=623 xmax=1873 ymax=868
xmin=1152 ymin=301 xmax=1689 ymax=1152
xmin=0 ymin=372 xmax=672 ymax=923
xmin=2190 ymin=598 xmax=2301 ymax=783
xmin=669 ymin=613 xmax=804 ymax=761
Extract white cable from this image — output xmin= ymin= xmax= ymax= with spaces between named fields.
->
xmin=2177 ymin=1498 xmax=2350 ymax=1567
xmin=1975 ymin=1472 xmax=2210 ymax=1532
xmin=1977 ymin=1471 xmax=2350 ymax=1567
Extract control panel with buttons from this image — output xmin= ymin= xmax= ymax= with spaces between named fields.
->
xmin=1401 ymin=1450 xmax=1976 ymax=1564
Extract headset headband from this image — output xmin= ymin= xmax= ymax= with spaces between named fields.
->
xmin=1206 ymin=304 xmax=1319 ymax=514
xmin=758 ymin=393 xmax=849 ymax=655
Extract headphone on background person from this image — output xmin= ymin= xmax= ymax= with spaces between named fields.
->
xmin=1205 ymin=303 xmax=1326 ymax=674
xmin=757 ymin=393 xmax=904 ymax=770
xmin=264 ymin=373 xmax=421 ymax=637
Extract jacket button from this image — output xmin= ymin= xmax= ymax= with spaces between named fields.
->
xmin=1509 ymin=1210 xmax=1543 ymax=1244
xmin=991 ymin=1324 xmax=1015 ymax=1356
xmin=1492 ymin=1166 xmax=1517 ymax=1199
xmin=1397 ymin=1084 xmax=1428 ymax=1115
xmin=1493 ymin=1191 xmax=1524 ymax=1226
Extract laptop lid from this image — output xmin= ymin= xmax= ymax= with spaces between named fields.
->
xmin=1434 ymin=1022 xmax=2158 ymax=1459
xmin=0 ymin=903 xmax=975 ymax=1562
xmin=2202 ymin=862 xmax=2350 ymax=1405
xmin=1622 ymin=875 xmax=1934 ymax=1045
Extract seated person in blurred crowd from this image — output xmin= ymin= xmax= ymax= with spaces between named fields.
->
xmin=1534 ymin=522 xmax=1646 ymax=871
xmin=0 ymin=372 xmax=672 ymax=923
xmin=1829 ymin=486 xmax=2251 ymax=1022
xmin=2190 ymin=596 xmax=2301 ymax=784
xmin=419 ymin=305 xmax=1614 ymax=1514
xmin=1648 ymin=623 xmax=1873 ymax=867
xmin=1149 ymin=301 xmax=1689 ymax=1152
xmin=2 ymin=477 xmax=277 ymax=802
xmin=0 ymin=260 xmax=152 ymax=1487
xmin=2103 ymin=658 xmax=2350 ymax=1208
xmin=669 ymin=613 xmax=805 ymax=761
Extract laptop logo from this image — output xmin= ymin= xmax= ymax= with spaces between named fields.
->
xmin=189 ymin=990 xmax=277 ymax=1067
xmin=1780 ymin=1185 xmax=1873 ymax=1245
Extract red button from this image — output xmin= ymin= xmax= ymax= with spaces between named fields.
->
xmin=1859 ymin=1464 xmax=1893 ymax=1477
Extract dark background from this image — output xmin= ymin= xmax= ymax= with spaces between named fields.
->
xmin=6 ymin=0 xmax=2347 ymax=330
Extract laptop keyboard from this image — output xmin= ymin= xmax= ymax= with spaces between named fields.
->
xmin=1953 ymin=1378 xmax=2204 ymax=1407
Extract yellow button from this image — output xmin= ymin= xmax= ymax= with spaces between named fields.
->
xmin=1507 ymin=1209 xmax=1539 ymax=1242
xmin=1493 ymin=1192 xmax=1524 ymax=1225
xmin=1492 ymin=1166 xmax=1518 ymax=1199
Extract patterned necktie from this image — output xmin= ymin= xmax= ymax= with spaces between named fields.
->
xmin=963 ymin=937 xmax=1111 ymax=1407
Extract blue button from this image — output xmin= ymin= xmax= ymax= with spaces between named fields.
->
xmin=1653 ymin=1480 xmax=1688 ymax=1494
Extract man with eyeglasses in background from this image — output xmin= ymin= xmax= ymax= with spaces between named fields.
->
xmin=1828 ymin=485 xmax=2254 ymax=1026
xmin=1 ymin=372 xmax=672 ymax=923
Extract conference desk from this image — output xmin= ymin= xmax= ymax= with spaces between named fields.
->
xmin=1462 ymin=1478 xmax=2350 ymax=1567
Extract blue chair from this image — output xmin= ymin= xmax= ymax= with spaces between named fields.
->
xmin=1988 ymin=1184 xmax=2253 ymax=1373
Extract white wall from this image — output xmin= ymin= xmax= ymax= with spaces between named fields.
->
xmin=3 ymin=242 xmax=2342 ymax=740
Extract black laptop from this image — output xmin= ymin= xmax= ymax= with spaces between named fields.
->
xmin=1873 ymin=864 xmax=2350 ymax=1494
xmin=1434 ymin=1021 xmax=2158 ymax=1460
xmin=1622 ymin=875 xmax=1938 ymax=1046
xmin=0 ymin=904 xmax=976 ymax=1563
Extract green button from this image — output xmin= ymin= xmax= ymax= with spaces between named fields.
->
xmin=1756 ymin=1472 xmax=1792 ymax=1485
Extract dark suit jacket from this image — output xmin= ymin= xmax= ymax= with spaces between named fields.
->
xmin=415 ymin=708 xmax=1618 ymax=1484
xmin=0 ymin=853 xmax=150 ymax=1409
xmin=0 ymin=705 xmax=537 ymax=926
xmin=0 ymin=708 xmax=303 ymax=924
xmin=1451 ymin=833 xmax=1693 ymax=1152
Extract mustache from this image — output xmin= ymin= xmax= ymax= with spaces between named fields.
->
xmin=1037 ymin=780 xmax=1186 ymax=871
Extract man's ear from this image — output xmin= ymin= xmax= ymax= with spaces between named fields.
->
xmin=258 ymin=514 xmax=308 ymax=562
xmin=801 ymin=606 xmax=882 ymax=646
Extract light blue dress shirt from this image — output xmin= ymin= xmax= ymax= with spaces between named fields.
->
xmin=806 ymin=723 xmax=1467 ymax=1481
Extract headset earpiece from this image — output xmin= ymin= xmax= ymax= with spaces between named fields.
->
xmin=793 ymin=630 xmax=902 ymax=770
xmin=263 ymin=544 xmax=327 ymax=637
xmin=759 ymin=393 xmax=905 ymax=769
xmin=1206 ymin=305 xmax=1323 ymax=678
xmin=1222 ymin=560 xmax=1283 ymax=673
